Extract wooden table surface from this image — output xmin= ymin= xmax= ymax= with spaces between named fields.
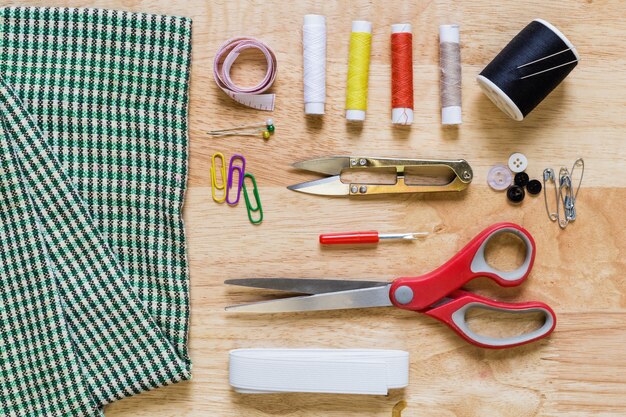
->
xmin=18 ymin=0 xmax=622 ymax=415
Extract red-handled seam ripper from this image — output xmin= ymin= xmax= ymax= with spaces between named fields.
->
xmin=319 ymin=231 xmax=428 ymax=245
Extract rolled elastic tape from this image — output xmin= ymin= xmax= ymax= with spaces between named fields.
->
xmin=213 ymin=37 xmax=277 ymax=111
xmin=229 ymin=349 xmax=409 ymax=395
xmin=439 ymin=25 xmax=462 ymax=125
xmin=345 ymin=21 xmax=373 ymax=122
xmin=303 ymin=14 xmax=326 ymax=115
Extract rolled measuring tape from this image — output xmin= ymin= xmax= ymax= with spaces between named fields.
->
xmin=213 ymin=37 xmax=277 ymax=111
xmin=476 ymin=19 xmax=579 ymax=121
xmin=229 ymin=349 xmax=409 ymax=395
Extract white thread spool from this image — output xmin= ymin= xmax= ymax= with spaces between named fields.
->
xmin=439 ymin=24 xmax=462 ymax=125
xmin=303 ymin=14 xmax=326 ymax=115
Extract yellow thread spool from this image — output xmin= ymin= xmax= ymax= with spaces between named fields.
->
xmin=345 ymin=20 xmax=372 ymax=121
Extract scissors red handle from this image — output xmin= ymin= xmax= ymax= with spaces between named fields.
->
xmin=389 ymin=222 xmax=556 ymax=348
xmin=424 ymin=290 xmax=556 ymax=348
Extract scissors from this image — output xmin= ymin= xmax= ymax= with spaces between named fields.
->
xmin=225 ymin=223 xmax=556 ymax=349
xmin=287 ymin=156 xmax=473 ymax=196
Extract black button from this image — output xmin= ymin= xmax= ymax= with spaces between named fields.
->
xmin=527 ymin=179 xmax=542 ymax=195
xmin=507 ymin=185 xmax=525 ymax=203
xmin=514 ymin=172 xmax=529 ymax=187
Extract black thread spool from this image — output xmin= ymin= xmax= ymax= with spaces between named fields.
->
xmin=476 ymin=19 xmax=579 ymax=121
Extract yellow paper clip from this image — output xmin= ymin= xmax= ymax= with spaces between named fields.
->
xmin=211 ymin=152 xmax=227 ymax=203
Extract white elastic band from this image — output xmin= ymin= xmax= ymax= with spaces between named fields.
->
xmin=229 ymin=349 xmax=409 ymax=395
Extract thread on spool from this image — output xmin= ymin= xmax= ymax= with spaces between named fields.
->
xmin=391 ymin=24 xmax=414 ymax=125
xmin=439 ymin=24 xmax=462 ymax=125
xmin=303 ymin=15 xmax=326 ymax=115
xmin=476 ymin=19 xmax=579 ymax=121
xmin=345 ymin=21 xmax=372 ymax=121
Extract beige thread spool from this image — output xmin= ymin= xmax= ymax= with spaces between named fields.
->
xmin=439 ymin=24 xmax=462 ymax=125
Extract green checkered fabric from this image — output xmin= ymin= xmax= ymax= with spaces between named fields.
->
xmin=0 ymin=7 xmax=192 ymax=416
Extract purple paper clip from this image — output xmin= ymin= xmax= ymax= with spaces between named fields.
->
xmin=226 ymin=154 xmax=246 ymax=205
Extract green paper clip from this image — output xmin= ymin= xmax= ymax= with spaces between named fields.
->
xmin=243 ymin=173 xmax=263 ymax=224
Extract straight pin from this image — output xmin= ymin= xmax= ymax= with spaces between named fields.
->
xmin=519 ymin=59 xmax=579 ymax=80
xmin=516 ymin=48 xmax=573 ymax=69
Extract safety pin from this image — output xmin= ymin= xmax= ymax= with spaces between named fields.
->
xmin=226 ymin=154 xmax=246 ymax=205
xmin=569 ymin=158 xmax=584 ymax=202
xmin=211 ymin=152 xmax=227 ymax=203
xmin=242 ymin=173 xmax=263 ymax=224
xmin=543 ymin=158 xmax=584 ymax=229
xmin=557 ymin=167 xmax=572 ymax=229
xmin=543 ymin=168 xmax=558 ymax=222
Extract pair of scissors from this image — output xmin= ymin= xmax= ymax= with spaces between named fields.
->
xmin=287 ymin=156 xmax=473 ymax=196
xmin=225 ymin=223 xmax=556 ymax=349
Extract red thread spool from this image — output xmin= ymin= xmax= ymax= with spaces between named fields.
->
xmin=391 ymin=24 xmax=414 ymax=125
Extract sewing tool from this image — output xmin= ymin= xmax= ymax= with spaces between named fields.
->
xmin=320 ymin=231 xmax=428 ymax=245
xmin=391 ymin=23 xmax=413 ymax=125
xmin=345 ymin=21 xmax=372 ymax=121
xmin=211 ymin=152 xmax=227 ymax=203
xmin=207 ymin=119 xmax=275 ymax=140
xmin=544 ymin=158 xmax=584 ymax=229
xmin=287 ymin=156 xmax=473 ymax=196
xmin=226 ymin=154 xmax=246 ymax=205
xmin=477 ymin=19 xmax=579 ymax=121
xmin=226 ymin=223 xmax=556 ymax=349
xmin=213 ymin=37 xmax=277 ymax=111
xmin=243 ymin=173 xmax=263 ymax=224
xmin=439 ymin=24 xmax=462 ymax=125
xmin=303 ymin=15 xmax=326 ymax=115
xmin=229 ymin=349 xmax=409 ymax=395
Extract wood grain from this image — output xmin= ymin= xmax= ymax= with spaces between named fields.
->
xmin=11 ymin=0 xmax=623 ymax=415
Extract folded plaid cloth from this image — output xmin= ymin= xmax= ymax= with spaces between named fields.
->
xmin=0 ymin=7 xmax=192 ymax=416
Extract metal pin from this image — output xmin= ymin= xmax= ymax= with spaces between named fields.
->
xmin=569 ymin=158 xmax=584 ymax=202
xmin=379 ymin=232 xmax=429 ymax=241
xmin=543 ymin=159 xmax=584 ymax=229
xmin=543 ymin=168 xmax=558 ymax=222
xmin=557 ymin=167 xmax=571 ymax=229
xmin=519 ymin=60 xmax=579 ymax=80
xmin=517 ymin=48 xmax=573 ymax=69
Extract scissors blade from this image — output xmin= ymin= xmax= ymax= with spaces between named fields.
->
xmin=287 ymin=175 xmax=349 ymax=196
xmin=225 ymin=278 xmax=388 ymax=294
xmin=225 ymin=285 xmax=393 ymax=313
xmin=292 ymin=156 xmax=351 ymax=175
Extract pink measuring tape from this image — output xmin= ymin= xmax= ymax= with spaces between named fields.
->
xmin=213 ymin=37 xmax=277 ymax=111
